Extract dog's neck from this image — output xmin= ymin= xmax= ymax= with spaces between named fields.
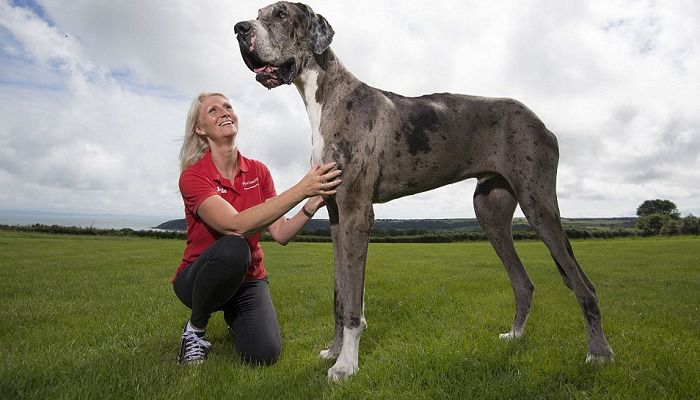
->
xmin=294 ymin=49 xmax=359 ymax=107
xmin=294 ymin=48 xmax=360 ymax=165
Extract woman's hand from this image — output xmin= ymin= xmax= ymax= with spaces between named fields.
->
xmin=294 ymin=162 xmax=342 ymax=200
xmin=198 ymin=162 xmax=341 ymax=239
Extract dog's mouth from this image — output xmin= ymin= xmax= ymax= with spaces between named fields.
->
xmin=237 ymin=41 xmax=296 ymax=89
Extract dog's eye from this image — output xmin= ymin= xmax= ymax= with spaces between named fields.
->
xmin=277 ymin=10 xmax=287 ymax=19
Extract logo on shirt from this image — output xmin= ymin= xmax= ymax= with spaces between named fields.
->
xmin=242 ymin=177 xmax=259 ymax=190
xmin=216 ymin=186 xmax=228 ymax=194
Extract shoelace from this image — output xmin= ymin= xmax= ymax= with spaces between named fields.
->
xmin=182 ymin=331 xmax=211 ymax=361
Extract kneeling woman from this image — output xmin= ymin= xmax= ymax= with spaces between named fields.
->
xmin=173 ymin=92 xmax=341 ymax=365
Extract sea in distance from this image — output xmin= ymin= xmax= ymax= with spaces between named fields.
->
xmin=0 ymin=209 xmax=175 ymax=231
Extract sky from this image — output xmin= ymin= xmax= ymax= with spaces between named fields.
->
xmin=0 ymin=0 xmax=699 ymax=220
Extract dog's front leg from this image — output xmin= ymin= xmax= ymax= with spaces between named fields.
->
xmin=319 ymin=197 xmax=344 ymax=360
xmin=325 ymin=200 xmax=373 ymax=382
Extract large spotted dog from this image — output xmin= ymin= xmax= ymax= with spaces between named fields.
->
xmin=234 ymin=2 xmax=614 ymax=381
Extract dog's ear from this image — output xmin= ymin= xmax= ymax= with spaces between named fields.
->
xmin=297 ymin=3 xmax=334 ymax=54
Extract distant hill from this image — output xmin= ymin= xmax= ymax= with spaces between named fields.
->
xmin=154 ymin=217 xmax=637 ymax=234
xmin=154 ymin=219 xmax=188 ymax=231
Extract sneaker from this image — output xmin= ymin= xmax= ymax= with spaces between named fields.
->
xmin=177 ymin=323 xmax=211 ymax=364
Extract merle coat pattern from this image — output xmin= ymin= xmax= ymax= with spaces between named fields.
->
xmin=234 ymin=2 xmax=614 ymax=381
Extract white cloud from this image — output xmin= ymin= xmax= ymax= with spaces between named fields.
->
xmin=0 ymin=0 xmax=698 ymax=221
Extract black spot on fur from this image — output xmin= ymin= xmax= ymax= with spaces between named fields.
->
xmin=349 ymin=316 xmax=362 ymax=328
xmin=363 ymin=117 xmax=374 ymax=132
xmin=554 ymin=259 xmax=573 ymax=290
xmin=372 ymin=153 xmax=385 ymax=200
xmin=333 ymin=138 xmax=353 ymax=164
xmin=334 ymin=288 xmax=343 ymax=320
xmin=581 ymin=296 xmax=600 ymax=327
xmin=403 ymin=104 xmax=437 ymax=156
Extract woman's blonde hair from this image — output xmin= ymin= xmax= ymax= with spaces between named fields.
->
xmin=179 ymin=92 xmax=227 ymax=172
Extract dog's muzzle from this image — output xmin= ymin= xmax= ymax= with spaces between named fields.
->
xmin=234 ymin=21 xmax=297 ymax=89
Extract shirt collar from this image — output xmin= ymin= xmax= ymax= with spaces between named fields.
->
xmin=201 ymin=149 xmax=251 ymax=182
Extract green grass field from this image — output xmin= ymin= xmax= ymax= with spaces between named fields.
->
xmin=1 ymin=232 xmax=698 ymax=399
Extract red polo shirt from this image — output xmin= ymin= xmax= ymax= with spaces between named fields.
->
xmin=173 ymin=149 xmax=277 ymax=282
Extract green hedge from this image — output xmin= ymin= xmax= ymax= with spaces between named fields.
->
xmin=0 ymin=223 xmax=690 ymax=243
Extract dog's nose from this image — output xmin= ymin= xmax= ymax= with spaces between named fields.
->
xmin=234 ymin=21 xmax=252 ymax=36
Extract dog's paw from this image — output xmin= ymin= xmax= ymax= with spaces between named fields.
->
xmin=498 ymin=330 xmax=523 ymax=341
xmin=319 ymin=348 xmax=339 ymax=360
xmin=327 ymin=361 xmax=357 ymax=382
xmin=586 ymin=350 xmax=614 ymax=364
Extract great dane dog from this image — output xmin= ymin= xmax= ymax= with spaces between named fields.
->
xmin=234 ymin=2 xmax=614 ymax=381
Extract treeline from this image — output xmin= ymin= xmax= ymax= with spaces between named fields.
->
xmin=2 ymin=201 xmax=698 ymax=242
xmin=634 ymin=199 xmax=700 ymax=236
xmin=0 ymin=223 xmax=678 ymax=243
xmin=636 ymin=214 xmax=699 ymax=236
xmin=0 ymin=224 xmax=186 ymax=240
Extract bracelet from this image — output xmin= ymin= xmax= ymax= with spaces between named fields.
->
xmin=302 ymin=207 xmax=315 ymax=218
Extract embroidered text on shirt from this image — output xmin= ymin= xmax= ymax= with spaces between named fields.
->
xmin=242 ymin=177 xmax=259 ymax=190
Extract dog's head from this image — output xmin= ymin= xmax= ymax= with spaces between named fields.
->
xmin=234 ymin=2 xmax=334 ymax=89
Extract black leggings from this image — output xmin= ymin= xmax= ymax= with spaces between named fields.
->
xmin=173 ymin=235 xmax=281 ymax=364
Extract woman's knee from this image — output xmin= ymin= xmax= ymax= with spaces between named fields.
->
xmin=239 ymin=339 xmax=281 ymax=365
xmin=214 ymin=235 xmax=251 ymax=269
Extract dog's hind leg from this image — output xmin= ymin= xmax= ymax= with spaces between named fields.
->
xmin=518 ymin=187 xmax=614 ymax=363
xmin=474 ymin=175 xmax=534 ymax=340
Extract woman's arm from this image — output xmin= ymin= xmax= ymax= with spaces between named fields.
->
xmin=267 ymin=195 xmax=324 ymax=245
xmin=197 ymin=163 xmax=340 ymax=237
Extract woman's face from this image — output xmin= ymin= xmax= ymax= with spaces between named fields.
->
xmin=195 ymin=95 xmax=239 ymax=142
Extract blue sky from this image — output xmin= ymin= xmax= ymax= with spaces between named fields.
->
xmin=1 ymin=0 xmax=699 ymax=219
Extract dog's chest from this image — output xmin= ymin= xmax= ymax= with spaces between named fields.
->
xmin=298 ymin=69 xmax=325 ymax=165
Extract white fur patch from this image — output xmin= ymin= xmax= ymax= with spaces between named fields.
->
xmin=586 ymin=353 xmax=613 ymax=364
xmin=429 ymin=100 xmax=447 ymax=111
xmin=296 ymin=69 xmax=324 ymax=165
xmin=499 ymin=329 xmax=524 ymax=341
xmin=320 ymin=301 xmax=367 ymax=362
xmin=319 ymin=348 xmax=338 ymax=360
xmin=327 ymin=326 xmax=363 ymax=382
